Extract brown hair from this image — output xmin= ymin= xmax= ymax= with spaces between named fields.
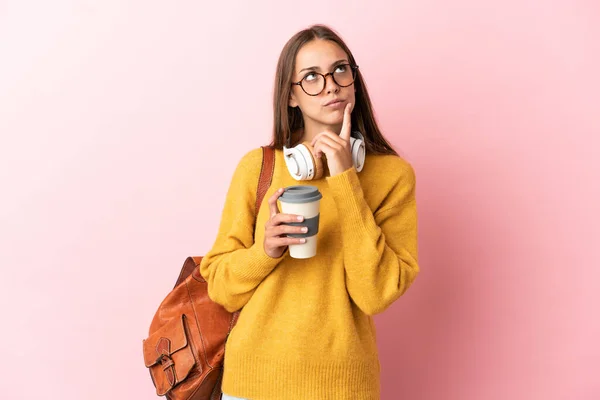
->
xmin=269 ymin=24 xmax=398 ymax=156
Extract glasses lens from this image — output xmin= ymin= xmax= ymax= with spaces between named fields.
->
xmin=333 ymin=64 xmax=355 ymax=87
xmin=301 ymin=73 xmax=325 ymax=96
xmin=299 ymin=65 xmax=356 ymax=95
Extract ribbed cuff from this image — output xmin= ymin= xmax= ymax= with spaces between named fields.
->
xmin=236 ymin=243 xmax=288 ymax=282
xmin=326 ymin=167 xmax=379 ymax=238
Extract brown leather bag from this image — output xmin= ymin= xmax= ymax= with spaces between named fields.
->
xmin=143 ymin=146 xmax=275 ymax=399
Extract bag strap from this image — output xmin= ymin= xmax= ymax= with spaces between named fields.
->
xmin=177 ymin=146 xmax=276 ymax=288
xmin=254 ymin=145 xmax=276 ymax=227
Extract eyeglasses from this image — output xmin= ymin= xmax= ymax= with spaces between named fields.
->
xmin=292 ymin=63 xmax=359 ymax=96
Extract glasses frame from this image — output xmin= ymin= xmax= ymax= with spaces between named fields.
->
xmin=291 ymin=63 xmax=359 ymax=96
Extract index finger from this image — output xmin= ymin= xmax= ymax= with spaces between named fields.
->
xmin=340 ymin=102 xmax=353 ymax=141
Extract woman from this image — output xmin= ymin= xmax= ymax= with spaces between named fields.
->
xmin=200 ymin=24 xmax=419 ymax=400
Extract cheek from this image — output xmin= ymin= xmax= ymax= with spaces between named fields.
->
xmin=345 ymin=87 xmax=356 ymax=103
xmin=297 ymin=97 xmax=322 ymax=116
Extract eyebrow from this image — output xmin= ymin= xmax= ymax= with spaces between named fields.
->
xmin=298 ymin=59 xmax=349 ymax=74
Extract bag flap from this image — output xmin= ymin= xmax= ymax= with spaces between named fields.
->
xmin=143 ymin=315 xmax=189 ymax=367
xmin=143 ymin=315 xmax=196 ymax=396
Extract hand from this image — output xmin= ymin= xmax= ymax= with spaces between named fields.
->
xmin=263 ymin=188 xmax=308 ymax=258
xmin=311 ymin=103 xmax=355 ymax=177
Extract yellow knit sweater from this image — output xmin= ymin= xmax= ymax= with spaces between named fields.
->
xmin=199 ymin=147 xmax=419 ymax=400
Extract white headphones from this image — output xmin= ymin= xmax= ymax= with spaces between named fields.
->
xmin=283 ymin=131 xmax=366 ymax=181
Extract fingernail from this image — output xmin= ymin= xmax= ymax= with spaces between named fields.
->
xmin=300 ymin=238 xmax=307 ymax=243
xmin=297 ymin=216 xmax=304 ymax=221
xmin=301 ymin=227 xmax=308 ymax=233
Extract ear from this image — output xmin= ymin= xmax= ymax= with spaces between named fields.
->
xmin=289 ymin=91 xmax=299 ymax=108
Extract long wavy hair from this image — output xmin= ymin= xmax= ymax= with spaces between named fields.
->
xmin=269 ymin=24 xmax=398 ymax=156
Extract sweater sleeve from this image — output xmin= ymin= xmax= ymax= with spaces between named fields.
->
xmin=325 ymin=163 xmax=419 ymax=316
xmin=199 ymin=149 xmax=287 ymax=313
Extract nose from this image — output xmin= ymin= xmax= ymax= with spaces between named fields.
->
xmin=324 ymin=73 xmax=340 ymax=94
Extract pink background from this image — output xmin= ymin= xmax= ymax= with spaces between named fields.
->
xmin=1 ymin=1 xmax=598 ymax=399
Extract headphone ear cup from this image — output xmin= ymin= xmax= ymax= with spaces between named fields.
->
xmin=350 ymin=132 xmax=366 ymax=172
xmin=301 ymin=142 xmax=324 ymax=180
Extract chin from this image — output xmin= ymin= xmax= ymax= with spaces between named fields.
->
xmin=320 ymin=111 xmax=344 ymax=125
xmin=304 ymin=110 xmax=344 ymax=130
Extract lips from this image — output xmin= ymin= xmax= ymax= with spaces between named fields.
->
xmin=324 ymin=99 xmax=344 ymax=106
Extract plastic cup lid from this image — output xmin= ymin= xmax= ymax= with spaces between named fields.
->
xmin=278 ymin=185 xmax=323 ymax=203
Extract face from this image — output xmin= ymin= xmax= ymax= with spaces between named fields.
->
xmin=289 ymin=39 xmax=356 ymax=132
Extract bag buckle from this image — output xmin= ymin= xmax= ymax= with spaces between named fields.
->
xmin=156 ymin=354 xmax=175 ymax=370
xmin=155 ymin=337 xmax=176 ymax=387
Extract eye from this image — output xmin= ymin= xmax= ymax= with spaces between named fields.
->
xmin=304 ymin=72 xmax=317 ymax=82
xmin=334 ymin=64 xmax=347 ymax=73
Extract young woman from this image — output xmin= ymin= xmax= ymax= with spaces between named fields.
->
xmin=200 ymin=24 xmax=419 ymax=400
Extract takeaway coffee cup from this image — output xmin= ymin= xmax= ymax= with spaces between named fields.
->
xmin=278 ymin=185 xmax=322 ymax=259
